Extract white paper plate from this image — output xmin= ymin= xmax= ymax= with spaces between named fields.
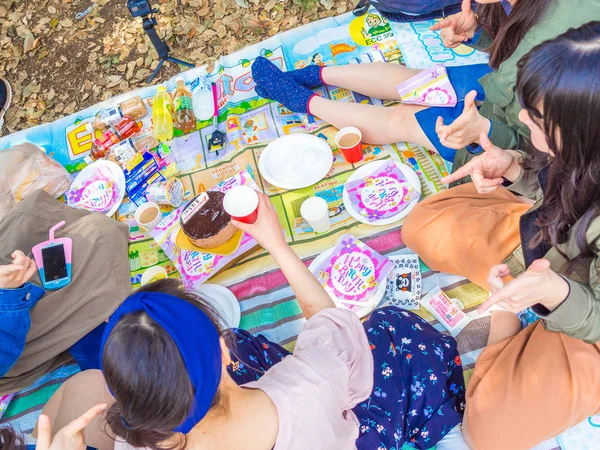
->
xmin=259 ymin=134 xmax=333 ymax=190
xmin=69 ymin=160 xmax=126 ymax=217
xmin=308 ymin=246 xmax=387 ymax=319
xmin=343 ymin=159 xmax=421 ymax=226
xmin=195 ymin=283 xmax=241 ymax=329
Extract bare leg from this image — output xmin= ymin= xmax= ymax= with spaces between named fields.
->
xmin=309 ymin=96 xmax=435 ymax=147
xmin=487 ymin=311 xmax=521 ymax=346
xmin=321 ymin=62 xmax=422 ymax=100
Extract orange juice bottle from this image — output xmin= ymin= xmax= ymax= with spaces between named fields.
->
xmin=173 ymin=78 xmax=197 ymax=135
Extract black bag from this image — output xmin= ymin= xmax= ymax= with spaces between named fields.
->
xmin=354 ymin=0 xmax=476 ymax=23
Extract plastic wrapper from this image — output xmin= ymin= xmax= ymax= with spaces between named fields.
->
xmin=0 ymin=143 xmax=70 ymax=216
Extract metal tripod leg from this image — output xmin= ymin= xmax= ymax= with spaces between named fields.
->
xmin=167 ymin=56 xmax=195 ymax=68
xmin=147 ymin=58 xmax=166 ymax=83
xmin=146 ymin=57 xmax=196 ymax=83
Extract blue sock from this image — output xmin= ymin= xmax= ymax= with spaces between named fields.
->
xmin=287 ymin=64 xmax=325 ymax=89
xmin=252 ymin=57 xmax=317 ymax=114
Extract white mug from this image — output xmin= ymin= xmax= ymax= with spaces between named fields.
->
xmin=135 ymin=202 xmax=162 ymax=232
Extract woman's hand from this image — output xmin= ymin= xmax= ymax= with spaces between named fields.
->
xmin=231 ymin=193 xmax=286 ymax=253
xmin=36 ymin=404 xmax=108 ymax=450
xmin=478 ymin=259 xmax=570 ymax=314
xmin=0 ymin=250 xmax=38 ymax=289
xmin=436 ymin=90 xmax=491 ymax=149
xmin=233 ymin=193 xmax=335 ymax=319
xmin=430 ymin=0 xmax=478 ymax=48
xmin=441 ymin=134 xmax=520 ymax=193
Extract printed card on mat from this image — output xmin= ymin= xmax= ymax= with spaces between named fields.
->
xmin=313 ymin=234 xmax=393 ymax=306
xmin=150 ymin=171 xmax=258 ymax=288
xmin=345 ymin=160 xmax=419 ymax=222
xmin=385 ymin=254 xmax=422 ymax=310
xmin=419 ymin=286 xmax=472 ymax=337
xmin=395 ymin=65 xmax=457 ymax=107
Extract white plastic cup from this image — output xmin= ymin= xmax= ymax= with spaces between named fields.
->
xmin=135 ymin=202 xmax=162 ymax=232
xmin=300 ymin=196 xmax=330 ymax=233
xmin=140 ymin=266 xmax=168 ymax=286
xmin=223 ymin=186 xmax=259 ymax=224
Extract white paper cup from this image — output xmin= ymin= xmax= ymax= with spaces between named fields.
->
xmin=300 ymin=196 xmax=330 ymax=233
xmin=135 ymin=202 xmax=162 ymax=232
xmin=223 ymin=186 xmax=259 ymax=224
xmin=140 ymin=266 xmax=168 ymax=286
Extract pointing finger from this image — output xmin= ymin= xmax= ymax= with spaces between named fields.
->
xmin=62 ymin=404 xmax=108 ymax=437
xmin=431 ymin=17 xmax=452 ymax=31
xmin=440 ymin=160 xmax=477 ymax=184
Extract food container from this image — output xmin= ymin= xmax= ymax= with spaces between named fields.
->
xmin=145 ymin=178 xmax=184 ymax=207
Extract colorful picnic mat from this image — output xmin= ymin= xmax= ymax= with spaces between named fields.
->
xmin=0 ymin=7 xmax=561 ymax=449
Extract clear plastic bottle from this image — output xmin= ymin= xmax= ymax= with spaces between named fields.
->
xmin=173 ymin=78 xmax=197 ymax=135
xmin=152 ymin=86 xmax=173 ymax=142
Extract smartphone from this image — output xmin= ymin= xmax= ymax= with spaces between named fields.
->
xmin=41 ymin=244 xmax=69 ymax=287
xmin=32 ymin=222 xmax=73 ymax=290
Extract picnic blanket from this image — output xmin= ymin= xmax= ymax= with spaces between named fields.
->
xmin=0 ymin=7 xmax=561 ymax=449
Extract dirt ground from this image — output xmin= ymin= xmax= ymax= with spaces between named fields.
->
xmin=0 ymin=0 xmax=356 ymax=135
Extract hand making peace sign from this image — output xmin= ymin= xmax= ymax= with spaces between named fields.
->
xmin=35 ymin=404 xmax=108 ymax=450
xmin=431 ymin=0 xmax=478 ymax=48
xmin=479 ymin=259 xmax=569 ymax=314
xmin=435 ymin=90 xmax=491 ymax=149
xmin=441 ymin=134 xmax=522 ymax=192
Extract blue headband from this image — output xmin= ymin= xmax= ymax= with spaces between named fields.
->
xmin=100 ymin=291 xmax=222 ymax=434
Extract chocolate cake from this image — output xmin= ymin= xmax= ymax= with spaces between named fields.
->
xmin=180 ymin=191 xmax=237 ymax=249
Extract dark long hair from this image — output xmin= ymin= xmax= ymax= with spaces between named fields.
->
xmin=0 ymin=428 xmax=23 ymax=450
xmin=516 ymin=21 xmax=600 ymax=266
xmin=477 ymin=0 xmax=556 ymax=69
xmin=103 ymin=279 xmax=225 ymax=450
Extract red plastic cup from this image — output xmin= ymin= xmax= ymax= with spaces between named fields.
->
xmin=335 ymin=126 xmax=363 ymax=163
xmin=223 ymin=185 xmax=259 ymax=224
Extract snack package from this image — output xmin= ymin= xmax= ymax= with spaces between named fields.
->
xmin=345 ymin=160 xmax=419 ymax=222
xmin=312 ymin=234 xmax=393 ymax=306
xmin=0 ymin=143 xmax=70 ymax=216
xmin=110 ymin=138 xmax=139 ymax=169
xmin=123 ymin=152 xmax=166 ymax=206
xmin=396 ymin=65 xmax=458 ymax=107
xmin=386 ymin=254 xmax=422 ymax=310
xmin=66 ymin=163 xmax=122 ymax=214
xmin=419 ymin=286 xmax=473 ymax=337
xmin=145 ymin=178 xmax=185 ymax=207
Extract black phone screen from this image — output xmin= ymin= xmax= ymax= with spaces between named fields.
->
xmin=42 ymin=244 xmax=68 ymax=282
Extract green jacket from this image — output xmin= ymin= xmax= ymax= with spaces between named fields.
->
xmin=504 ymin=162 xmax=600 ymax=344
xmin=469 ymin=0 xmax=600 ymax=150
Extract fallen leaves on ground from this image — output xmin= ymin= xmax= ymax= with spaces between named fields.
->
xmin=0 ymin=0 xmax=356 ymax=134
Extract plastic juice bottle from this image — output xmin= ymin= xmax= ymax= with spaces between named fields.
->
xmin=173 ymin=78 xmax=197 ymax=135
xmin=153 ymin=86 xmax=174 ymax=142
xmin=87 ymin=115 xmax=141 ymax=162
